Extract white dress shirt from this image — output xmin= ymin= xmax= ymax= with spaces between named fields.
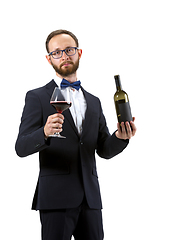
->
xmin=54 ymin=76 xmax=87 ymax=135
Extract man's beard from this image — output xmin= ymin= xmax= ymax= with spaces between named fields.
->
xmin=51 ymin=58 xmax=79 ymax=77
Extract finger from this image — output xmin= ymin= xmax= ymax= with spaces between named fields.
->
xmin=54 ymin=127 xmax=63 ymax=133
xmin=125 ymin=122 xmax=132 ymax=139
xmin=54 ymin=123 xmax=63 ymax=129
xmin=51 ymin=113 xmax=64 ymax=120
xmin=130 ymin=121 xmax=137 ymax=136
xmin=117 ymin=122 xmax=122 ymax=133
xmin=120 ymin=122 xmax=127 ymax=139
xmin=56 ymin=114 xmax=64 ymax=122
xmin=51 ymin=124 xmax=62 ymax=132
xmin=121 ymin=122 xmax=126 ymax=134
xmin=57 ymin=113 xmax=64 ymax=120
xmin=52 ymin=117 xmax=64 ymax=124
xmin=50 ymin=124 xmax=63 ymax=134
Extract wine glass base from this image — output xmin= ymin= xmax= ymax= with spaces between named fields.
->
xmin=49 ymin=134 xmax=66 ymax=138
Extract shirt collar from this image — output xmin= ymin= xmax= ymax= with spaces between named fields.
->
xmin=53 ymin=75 xmax=63 ymax=86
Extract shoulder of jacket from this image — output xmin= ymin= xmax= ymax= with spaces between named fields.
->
xmin=26 ymin=80 xmax=55 ymax=95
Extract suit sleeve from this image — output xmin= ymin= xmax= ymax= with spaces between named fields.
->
xmin=15 ymin=91 xmax=50 ymax=157
xmin=96 ymin=100 xmax=129 ymax=159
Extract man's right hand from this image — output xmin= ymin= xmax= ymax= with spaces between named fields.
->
xmin=44 ymin=113 xmax=64 ymax=138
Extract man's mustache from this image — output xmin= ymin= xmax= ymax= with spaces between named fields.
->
xmin=60 ymin=61 xmax=74 ymax=67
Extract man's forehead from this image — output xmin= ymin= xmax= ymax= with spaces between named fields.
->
xmin=49 ymin=34 xmax=76 ymax=51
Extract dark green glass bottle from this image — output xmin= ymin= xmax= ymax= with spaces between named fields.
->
xmin=114 ymin=75 xmax=132 ymax=126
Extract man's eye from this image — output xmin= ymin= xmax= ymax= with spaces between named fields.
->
xmin=52 ymin=51 xmax=61 ymax=56
xmin=67 ymin=48 xmax=73 ymax=53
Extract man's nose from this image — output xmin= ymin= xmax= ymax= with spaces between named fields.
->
xmin=62 ymin=51 xmax=70 ymax=60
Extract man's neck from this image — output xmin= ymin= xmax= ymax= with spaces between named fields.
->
xmin=56 ymin=72 xmax=77 ymax=83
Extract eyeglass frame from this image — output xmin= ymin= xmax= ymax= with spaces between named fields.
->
xmin=48 ymin=47 xmax=79 ymax=59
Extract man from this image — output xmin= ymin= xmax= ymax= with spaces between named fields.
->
xmin=15 ymin=29 xmax=136 ymax=240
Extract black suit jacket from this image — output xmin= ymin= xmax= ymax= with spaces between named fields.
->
xmin=15 ymin=80 xmax=129 ymax=210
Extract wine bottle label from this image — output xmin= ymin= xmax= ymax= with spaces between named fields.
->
xmin=116 ymin=101 xmax=132 ymax=123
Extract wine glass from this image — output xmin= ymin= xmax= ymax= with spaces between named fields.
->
xmin=49 ymin=87 xmax=72 ymax=138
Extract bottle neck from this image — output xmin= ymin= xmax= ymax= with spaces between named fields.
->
xmin=114 ymin=75 xmax=122 ymax=91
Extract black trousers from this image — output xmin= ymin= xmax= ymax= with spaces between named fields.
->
xmin=39 ymin=200 xmax=104 ymax=240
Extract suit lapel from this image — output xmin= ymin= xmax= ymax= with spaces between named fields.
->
xmin=46 ymin=79 xmax=57 ymax=97
xmin=63 ymin=109 xmax=79 ymax=136
xmin=81 ymin=87 xmax=94 ymax=137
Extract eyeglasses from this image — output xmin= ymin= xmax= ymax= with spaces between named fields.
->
xmin=48 ymin=47 xmax=78 ymax=59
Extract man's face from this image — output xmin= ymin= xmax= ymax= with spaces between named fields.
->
xmin=46 ymin=34 xmax=82 ymax=78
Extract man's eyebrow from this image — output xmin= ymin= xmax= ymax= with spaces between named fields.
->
xmin=53 ymin=47 xmax=61 ymax=51
xmin=53 ymin=46 xmax=73 ymax=51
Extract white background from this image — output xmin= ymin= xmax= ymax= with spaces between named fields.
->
xmin=1 ymin=0 xmax=169 ymax=239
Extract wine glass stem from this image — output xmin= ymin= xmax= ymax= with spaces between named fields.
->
xmin=54 ymin=132 xmax=60 ymax=136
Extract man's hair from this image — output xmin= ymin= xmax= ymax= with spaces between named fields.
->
xmin=46 ymin=29 xmax=79 ymax=53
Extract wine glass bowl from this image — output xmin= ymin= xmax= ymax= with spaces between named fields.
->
xmin=49 ymin=87 xmax=72 ymax=138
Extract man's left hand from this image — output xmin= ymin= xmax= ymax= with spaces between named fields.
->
xmin=115 ymin=117 xmax=137 ymax=140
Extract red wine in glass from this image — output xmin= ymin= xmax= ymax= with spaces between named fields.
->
xmin=49 ymin=87 xmax=72 ymax=138
xmin=50 ymin=101 xmax=72 ymax=113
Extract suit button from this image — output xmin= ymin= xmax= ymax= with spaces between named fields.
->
xmin=80 ymin=141 xmax=83 ymax=145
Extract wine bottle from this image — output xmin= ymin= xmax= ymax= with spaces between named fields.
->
xmin=114 ymin=75 xmax=132 ymax=128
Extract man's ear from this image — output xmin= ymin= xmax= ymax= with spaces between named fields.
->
xmin=46 ymin=55 xmax=52 ymax=65
xmin=78 ymin=49 xmax=82 ymax=59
